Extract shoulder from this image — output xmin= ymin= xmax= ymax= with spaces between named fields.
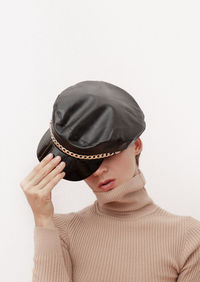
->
xmin=181 ymin=215 xmax=200 ymax=245
xmin=149 ymin=206 xmax=200 ymax=272
xmin=151 ymin=205 xmax=200 ymax=234
xmin=52 ymin=203 xmax=94 ymax=233
xmin=153 ymin=205 xmax=200 ymax=223
xmin=155 ymin=205 xmax=200 ymax=240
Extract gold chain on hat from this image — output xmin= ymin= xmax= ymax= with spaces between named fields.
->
xmin=49 ymin=120 xmax=121 ymax=160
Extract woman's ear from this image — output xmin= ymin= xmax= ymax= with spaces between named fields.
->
xmin=134 ymin=138 xmax=143 ymax=155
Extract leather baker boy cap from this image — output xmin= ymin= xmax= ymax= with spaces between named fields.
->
xmin=36 ymin=80 xmax=146 ymax=181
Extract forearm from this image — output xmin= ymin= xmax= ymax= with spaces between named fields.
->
xmin=32 ymin=226 xmax=71 ymax=282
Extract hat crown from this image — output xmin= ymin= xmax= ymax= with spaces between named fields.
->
xmin=50 ymin=80 xmax=146 ymax=155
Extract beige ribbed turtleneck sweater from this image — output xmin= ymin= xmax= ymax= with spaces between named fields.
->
xmin=32 ymin=170 xmax=200 ymax=282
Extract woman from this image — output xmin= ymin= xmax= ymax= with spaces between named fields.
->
xmin=20 ymin=81 xmax=200 ymax=281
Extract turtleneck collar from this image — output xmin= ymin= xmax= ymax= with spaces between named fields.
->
xmin=92 ymin=169 xmax=158 ymax=219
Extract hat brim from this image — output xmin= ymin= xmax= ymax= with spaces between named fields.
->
xmin=36 ymin=128 xmax=104 ymax=181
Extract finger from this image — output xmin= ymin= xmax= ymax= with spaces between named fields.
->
xmin=25 ymin=153 xmax=54 ymax=183
xmin=40 ymin=172 xmax=66 ymax=195
xmin=37 ymin=161 xmax=66 ymax=190
xmin=30 ymin=155 xmax=62 ymax=186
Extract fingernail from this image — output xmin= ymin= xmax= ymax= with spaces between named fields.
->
xmin=47 ymin=153 xmax=53 ymax=159
xmin=55 ymin=155 xmax=61 ymax=161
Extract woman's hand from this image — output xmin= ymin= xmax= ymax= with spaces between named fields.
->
xmin=20 ymin=153 xmax=66 ymax=226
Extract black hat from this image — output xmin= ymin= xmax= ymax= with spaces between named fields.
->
xmin=36 ymin=80 xmax=146 ymax=181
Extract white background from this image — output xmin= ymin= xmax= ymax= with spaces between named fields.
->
xmin=1 ymin=1 xmax=200 ymax=281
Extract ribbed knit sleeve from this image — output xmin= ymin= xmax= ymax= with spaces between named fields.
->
xmin=32 ymin=212 xmax=75 ymax=282
xmin=177 ymin=216 xmax=200 ymax=281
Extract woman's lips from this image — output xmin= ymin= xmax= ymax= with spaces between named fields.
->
xmin=99 ymin=180 xmax=115 ymax=191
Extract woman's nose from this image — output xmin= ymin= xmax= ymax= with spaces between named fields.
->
xmin=92 ymin=165 xmax=108 ymax=177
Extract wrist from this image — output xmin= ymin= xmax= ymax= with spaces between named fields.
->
xmin=34 ymin=215 xmax=56 ymax=228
